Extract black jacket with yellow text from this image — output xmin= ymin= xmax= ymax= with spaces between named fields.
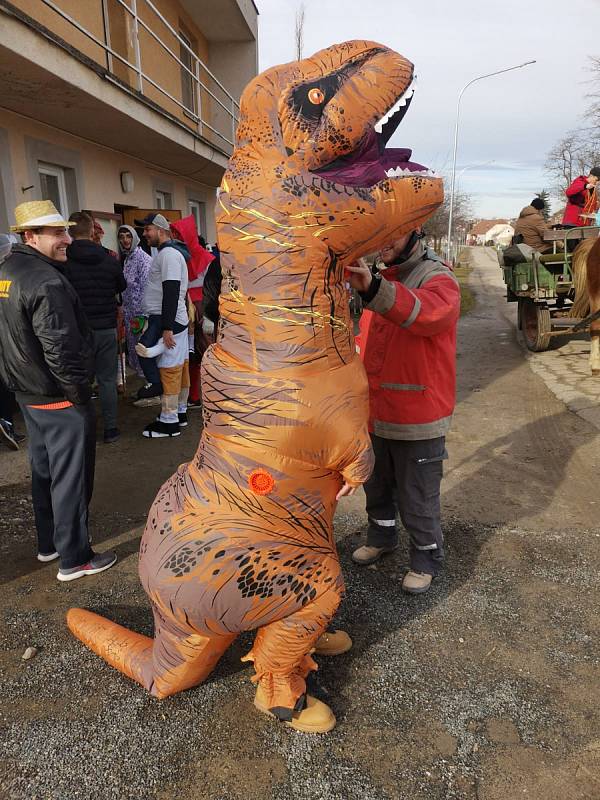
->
xmin=0 ymin=244 xmax=94 ymax=405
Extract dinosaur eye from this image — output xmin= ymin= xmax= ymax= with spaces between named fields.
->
xmin=308 ymin=87 xmax=325 ymax=105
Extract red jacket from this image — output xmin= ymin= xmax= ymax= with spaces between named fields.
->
xmin=562 ymin=176 xmax=598 ymax=226
xmin=170 ymin=215 xmax=214 ymax=301
xmin=356 ymin=244 xmax=460 ymax=440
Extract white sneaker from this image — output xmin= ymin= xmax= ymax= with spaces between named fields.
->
xmin=57 ymin=551 xmax=117 ymax=582
xmin=37 ymin=551 xmax=59 ymax=563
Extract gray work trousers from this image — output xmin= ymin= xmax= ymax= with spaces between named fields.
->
xmin=92 ymin=328 xmax=118 ymax=430
xmin=364 ymin=434 xmax=447 ymax=575
xmin=21 ymin=402 xmax=96 ymax=569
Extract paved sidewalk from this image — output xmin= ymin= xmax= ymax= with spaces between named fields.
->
xmin=527 ymin=340 xmax=600 ymax=431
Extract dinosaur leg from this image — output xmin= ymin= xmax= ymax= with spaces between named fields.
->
xmin=242 ymin=581 xmax=342 ymax=719
xmin=67 ymin=606 xmax=235 ymax=699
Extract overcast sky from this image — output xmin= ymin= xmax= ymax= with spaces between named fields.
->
xmin=255 ymin=0 xmax=599 ymax=220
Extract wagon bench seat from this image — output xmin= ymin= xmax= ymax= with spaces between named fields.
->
xmin=538 ymin=253 xmax=567 ymax=264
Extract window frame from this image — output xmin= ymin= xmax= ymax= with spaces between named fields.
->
xmin=38 ymin=162 xmax=69 ymax=217
xmin=179 ymin=27 xmax=197 ymax=116
xmin=155 ymin=190 xmax=173 ymax=210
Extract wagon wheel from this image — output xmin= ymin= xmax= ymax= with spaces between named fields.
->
xmin=519 ymin=299 xmax=551 ymax=352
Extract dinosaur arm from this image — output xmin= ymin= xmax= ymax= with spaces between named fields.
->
xmin=366 ymin=274 xmax=460 ymax=337
xmin=339 ymin=437 xmax=375 ymax=487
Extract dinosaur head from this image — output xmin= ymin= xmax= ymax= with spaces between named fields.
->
xmin=235 ymin=40 xmax=439 ymax=194
xmin=217 ymin=42 xmax=443 ymax=370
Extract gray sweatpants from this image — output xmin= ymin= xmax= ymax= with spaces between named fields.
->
xmin=21 ymin=402 xmax=96 ymax=569
xmin=364 ymin=434 xmax=447 ymax=575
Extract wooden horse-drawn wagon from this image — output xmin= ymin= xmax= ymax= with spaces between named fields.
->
xmin=500 ymin=226 xmax=600 ymax=351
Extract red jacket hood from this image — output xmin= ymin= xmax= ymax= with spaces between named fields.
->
xmin=170 ymin=215 xmax=214 ymax=281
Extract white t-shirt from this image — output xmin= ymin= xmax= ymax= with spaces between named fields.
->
xmin=142 ymin=244 xmax=189 ymax=325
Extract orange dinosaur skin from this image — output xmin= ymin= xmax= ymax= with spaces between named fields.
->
xmin=67 ymin=41 xmax=443 ymax=718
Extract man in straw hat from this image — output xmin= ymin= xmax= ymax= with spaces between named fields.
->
xmin=0 ymin=200 xmax=117 ymax=581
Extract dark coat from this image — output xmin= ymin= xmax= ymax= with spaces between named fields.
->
xmin=202 ymin=253 xmax=222 ymax=324
xmin=64 ymin=239 xmax=127 ymax=330
xmin=0 ymin=244 xmax=94 ymax=405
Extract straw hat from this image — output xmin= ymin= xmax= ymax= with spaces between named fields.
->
xmin=10 ymin=200 xmax=74 ymax=232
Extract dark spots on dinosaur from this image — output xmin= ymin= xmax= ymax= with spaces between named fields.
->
xmin=165 ymin=545 xmax=200 ymax=578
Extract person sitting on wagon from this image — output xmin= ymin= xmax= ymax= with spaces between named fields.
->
xmin=562 ymin=168 xmax=600 ymax=228
xmin=513 ymin=198 xmax=553 ymax=253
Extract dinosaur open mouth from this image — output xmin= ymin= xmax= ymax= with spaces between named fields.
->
xmin=313 ymin=79 xmax=436 ymax=188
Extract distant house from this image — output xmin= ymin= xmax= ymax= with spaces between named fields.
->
xmin=548 ymin=209 xmax=565 ymax=226
xmin=485 ymin=223 xmax=514 ymax=247
xmin=467 ymin=219 xmax=513 ymax=246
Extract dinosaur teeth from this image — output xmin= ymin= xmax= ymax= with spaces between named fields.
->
xmin=374 ymin=87 xmax=415 ymax=133
xmin=384 ymin=167 xmax=439 ymax=178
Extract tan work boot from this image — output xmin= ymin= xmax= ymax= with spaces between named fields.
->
xmin=314 ymin=629 xmax=352 ymax=656
xmin=352 ymin=544 xmax=398 ymax=566
xmin=402 ymin=570 xmax=433 ymax=594
xmin=254 ymin=685 xmax=336 ymax=733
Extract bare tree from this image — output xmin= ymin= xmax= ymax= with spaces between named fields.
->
xmin=425 ymin=189 xmax=473 ymax=254
xmin=545 ymin=55 xmax=600 ymax=201
xmin=294 ymin=2 xmax=305 ymax=61
xmin=545 ymin=131 xmax=600 ymax=195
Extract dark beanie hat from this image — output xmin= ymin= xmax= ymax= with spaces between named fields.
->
xmin=531 ymin=197 xmax=545 ymax=210
xmin=590 ymin=167 xmax=600 ymax=178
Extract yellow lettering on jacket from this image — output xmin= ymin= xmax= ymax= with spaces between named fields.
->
xmin=0 ymin=279 xmax=11 ymax=298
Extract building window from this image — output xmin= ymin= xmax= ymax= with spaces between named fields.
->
xmin=188 ymin=199 xmax=206 ymax=237
xmin=180 ymin=29 xmax=197 ymax=115
xmin=39 ymin=162 xmax=69 ymax=217
xmin=155 ymin=190 xmax=172 ymax=209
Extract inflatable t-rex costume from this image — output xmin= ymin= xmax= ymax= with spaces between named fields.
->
xmin=67 ymin=40 xmax=443 ymax=731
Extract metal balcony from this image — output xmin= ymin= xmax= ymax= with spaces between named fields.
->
xmin=17 ymin=0 xmax=244 ymax=156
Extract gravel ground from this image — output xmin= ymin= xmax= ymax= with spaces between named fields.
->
xmin=1 ymin=505 xmax=600 ymax=800
xmin=2 ymin=249 xmax=600 ymax=800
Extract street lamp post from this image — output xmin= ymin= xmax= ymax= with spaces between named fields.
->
xmin=446 ymin=61 xmax=536 ymax=262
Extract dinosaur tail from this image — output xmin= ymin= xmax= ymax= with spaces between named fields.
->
xmin=66 ymin=608 xmax=154 ymax=692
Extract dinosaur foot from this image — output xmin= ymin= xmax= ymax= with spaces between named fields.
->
xmin=67 ymin=608 xmax=154 ymax=691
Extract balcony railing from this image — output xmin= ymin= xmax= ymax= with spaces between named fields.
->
xmin=36 ymin=0 xmax=240 ymax=155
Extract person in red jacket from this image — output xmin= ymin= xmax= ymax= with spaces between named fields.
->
xmin=562 ymin=168 xmax=600 ymax=227
xmin=346 ymin=228 xmax=460 ymax=594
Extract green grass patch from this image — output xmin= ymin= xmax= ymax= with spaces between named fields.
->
xmin=454 ymin=257 xmax=475 ymax=316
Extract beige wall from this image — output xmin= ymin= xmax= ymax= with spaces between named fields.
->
xmin=16 ymin=0 xmax=244 ymax=150
xmin=18 ymin=0 xmax=108 ymax=67
xmin=0 ymin=109 xmax=217 ymax=241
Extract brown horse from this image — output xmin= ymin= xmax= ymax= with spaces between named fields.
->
xmin=570 ymin=236 xmax=600 ymax=375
